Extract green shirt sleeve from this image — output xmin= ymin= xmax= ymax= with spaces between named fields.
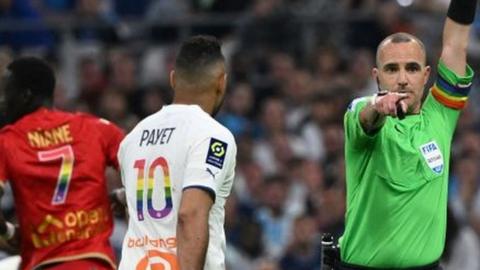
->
xmin=425 ymin=60 xmax=474 ymax=135
xmin=344 ymin=97 xmax=377 ymax=150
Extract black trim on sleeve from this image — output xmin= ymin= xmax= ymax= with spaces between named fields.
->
xmin=182 ymin=185 xmax=216 ymax=203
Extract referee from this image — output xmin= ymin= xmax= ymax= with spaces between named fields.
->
xmin=339 ymin=0 xmax=477 ymax=269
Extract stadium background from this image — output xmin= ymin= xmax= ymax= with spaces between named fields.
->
xmin=2 ymin=0 xmax=480 ymax=269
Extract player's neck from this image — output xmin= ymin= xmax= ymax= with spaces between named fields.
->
xmin=29 ymin=100 xmax=53 ymax=113
xmin=173 ymin=94 xmax=215 ymax=116
xmin=6 ymin=97 xmax=50 ymax=123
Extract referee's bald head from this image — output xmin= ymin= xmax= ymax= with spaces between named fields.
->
xmin=376 ymin=32 xmax=427 ymax=67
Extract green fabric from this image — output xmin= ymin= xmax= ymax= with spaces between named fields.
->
xmin=438 ymin=59 xmax=474 ymax=86
xmin=339 ymin=65 xmax=473 ymax=267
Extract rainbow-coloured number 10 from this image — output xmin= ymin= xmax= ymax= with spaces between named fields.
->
xmin=38 ymin=145 xmax=75 ymax=205
xmin=134 ymin=157 xmax=173 ymax=221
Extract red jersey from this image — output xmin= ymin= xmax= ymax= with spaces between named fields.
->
xmin=0 ymin=108 xmax=124 ymax=270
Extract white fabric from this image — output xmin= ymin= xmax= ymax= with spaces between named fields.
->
xmin=118 ymin=104 xmax=237 ymax=270
xmin=0 ymin=256 xmax=20 ymax=270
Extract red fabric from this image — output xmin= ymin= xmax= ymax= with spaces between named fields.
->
xmin=43 ymin=258 xmax=113 ymax=270
xmin=0 ymin=108 xmax=124 ymax=270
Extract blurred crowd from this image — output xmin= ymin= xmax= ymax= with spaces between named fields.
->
xmin=3 ymin=0 xmax=480 ymax=269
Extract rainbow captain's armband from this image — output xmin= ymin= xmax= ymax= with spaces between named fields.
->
xmin=431 ymin=60 xmax=474 ymax=110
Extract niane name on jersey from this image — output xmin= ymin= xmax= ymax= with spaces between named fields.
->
xmin=139 ymin=127 xmax=176 ymax=147
xmin=27 ymin=124 xmax=73 ymax=148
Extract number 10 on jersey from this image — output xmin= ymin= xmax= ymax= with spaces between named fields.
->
xmin=134 ymin=157 xmax=173 ymax=221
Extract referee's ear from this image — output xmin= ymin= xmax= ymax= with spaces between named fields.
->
xmin=372 ymin=67 xmax=381 ymax=90
xmin=170 ymin=70 xmax=176 ymax=90
xmin=372 ymin=67 xmax=379 ymax=81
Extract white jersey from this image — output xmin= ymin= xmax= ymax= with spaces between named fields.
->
xmin=118 ymin=104 xmax=237 ymax=270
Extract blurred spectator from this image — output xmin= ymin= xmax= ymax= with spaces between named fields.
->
xmin=441 ymin=205 xmax=480 ymax=270
xmin=40 ymin=0 xmax=75 ymax=15
xmin=281 ymin=69 xmax=314 ymax=131
xmin=376 ymin=0 xmax=413 ymax=34
xmin=453 ymin=127 xmax=480 ymax=160
xmin=255 ymin=175 xmax=297 ymax=259
xmin=345 ymin=4 xmax=383 ymax=51
xmin=269 ymin=52 xmax=295 ymax=84
xmin=146 ymin=0 xmax=190 ymax=21
xmin=191 ymin=0 xmax=252 ymax=13
xmin=310 ymin=45 xmax=346 ymax=93
xmin=140 ymin=84 xmax=173 ymax=116
xmin=322 ymin=122 xmax=345 ymax=167
xmin=283 ymin=158 xmax=308 ymax=218
xmin=449 ymin=156 xmax=480 ymax=223
xmin=0 ymin=0 xmax=54 ymax=51
xmin=280 ymin=215 xmax=322 ymax=270
xmin=114 ymin=0 xmax=150 ymax=18
xmin=341 ymin=0 xmax=376 ymax=13
xmin=253 ymin=97 xmax=308 ymax=175
xmin=225 ymin=194 xmax=264 ymax=270
xmin=300 ymin=159 xmax=325 ymax=193
xmin=254 ymin=258 xmax=280 ymax=270
xmin=74 ymin=0 xmax=118 ymax=43
xmin=218 ymin=82 xmax=254 ymax=137
xmin=254 ymin=131 xmax=307 ymax=176
xmin=77 ymin=55 xmax=108 ymax=111
xmin=471 ymin=195 xmax=480 ymax=243
xmin=299 ymin=92 xmax=340 ymax=162
xmin=98 ymin=89 xmax=139 ymax=131
xmin=314 ymin=186 xmax=345 ymax=239
xmin=106 ymin=48 xmax=143 ymax=114
xmin=234 ymin=159 xmax=265 ymax=209
xmin=413 ymin=0 xmax=449 ymax=13
xmin=246 ymin=52 xmax=296 ymax=109
xmin=286 ymin=158 xmax=326 ymax=218
xmin=348 ymin=48 xmax=376 ymax=96
xmin=0 ymin=48 xmax=12 ymax=74
xmin=238 ymin=0 xmax=300 ymax=55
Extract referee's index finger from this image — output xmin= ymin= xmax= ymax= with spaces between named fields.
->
xmin=392 ymin=92 xmax=408 ymax=99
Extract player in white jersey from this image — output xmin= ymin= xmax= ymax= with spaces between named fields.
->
xmin=117 ymin=36 xmax=236 ymax=270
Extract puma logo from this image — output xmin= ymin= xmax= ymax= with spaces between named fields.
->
xmin=206 ymin=168 xmax=219 ymax=179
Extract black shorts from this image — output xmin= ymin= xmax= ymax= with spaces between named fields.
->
xmin=336 ymin=261 xmax=441 ymax=270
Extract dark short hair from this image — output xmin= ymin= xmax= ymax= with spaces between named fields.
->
xmin=175 ymin=35 xmax=224 ymax=80
xmin=7 ymin=57 xmax=55 ymax=100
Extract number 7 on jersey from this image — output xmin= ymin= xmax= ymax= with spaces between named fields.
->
xmin=38 ymin=145 xmax=75 ymax=205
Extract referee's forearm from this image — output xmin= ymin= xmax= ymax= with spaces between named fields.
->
xmin=360 ymin=104 xmax=386 ymax=135
xmin=441 ymin=0 xmax=478 ymax=75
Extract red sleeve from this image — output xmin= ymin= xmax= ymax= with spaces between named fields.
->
xmin=97 ymin=119 xmax=125 ymax=169
xmin=0 ymin=135 xmax=9 ymax=184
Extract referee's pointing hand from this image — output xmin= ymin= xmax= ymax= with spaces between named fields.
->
xmin=372 ymin=92 xmax=408 ymax=118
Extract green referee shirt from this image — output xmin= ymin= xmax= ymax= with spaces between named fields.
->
xmin=340 ymin=62 xmax=474 ymax=268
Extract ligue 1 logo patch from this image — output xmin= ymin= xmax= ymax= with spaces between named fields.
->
xmin=206 ymin=138 xmax=228 ymax=169
xmin=419 ymin=141 xmax=444 ymax=174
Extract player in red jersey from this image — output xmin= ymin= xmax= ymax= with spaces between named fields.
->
xmin=0 ymin=57 xmax=124 ymax=270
